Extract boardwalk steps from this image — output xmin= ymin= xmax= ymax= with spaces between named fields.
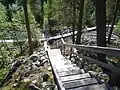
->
xmin=48 ymin=49 xmax=109 ymax=90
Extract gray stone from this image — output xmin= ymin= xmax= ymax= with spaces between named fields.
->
xmin=13 ymin=83 xmax=19 ymax=87
xmin=30 ymin=54 xmax=38 ymax=62
xmin=40 ymin=60 xmax=48 ymax=66
xmin=41 ymin=57 xmax=46 ymax=61
xmin=23 ymin=78 xmax=31 ymax=83
xmin=35 ymin=61 xmax=41 ymax=67
xmin=48 ymin=67 xmax=52 ymax=71
xmin=32 ymin=80 xmax=37 ymax=84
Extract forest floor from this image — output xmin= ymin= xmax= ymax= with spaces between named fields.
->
xmin=0 ymin=44 xmax=56 ymax=90
xmin=0 ymin=30 xmax=120 ymax=90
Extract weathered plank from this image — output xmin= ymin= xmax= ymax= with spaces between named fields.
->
xmin=56 ymin=66 xmax=80 ymax=73
xmin=68 ymin=84 xmax=108 ymax=90
xmin=58 ymin=69 xmax=85 ymax=77
xmin=48 ymin=49 xmax=62 ymax=56
xmin=63 ymin=78 xmax=98 ymax=89
xmin=48 ymin=49 xmax=81 ymax=73
xmin=64 ymin=43 xmax=120 ymax=57
xmin=51 ymin=63 xmax=66 ymax=90
xmin=48 ymin=49 xmax=108 ymax=90
xmin=40 ymin=25 xmax=114 ymax=42
xmin=61 ymin=73 xmax=90 ymax=82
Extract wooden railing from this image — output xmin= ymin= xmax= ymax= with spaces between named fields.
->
xmin=60 ymin=38 xmax=120 ymax=74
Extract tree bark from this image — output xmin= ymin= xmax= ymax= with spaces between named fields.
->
xmin=48 ymin=0 xmax=52 ymax=36
xmin=76 ymin=0 xmax=85 ymax=44
xmin=6 ymin=4 xmax=12 ymax=21
xmin=72 ymin=1 xmax=76 ymax=44
xmin=107 ymin=0 xmax=120 ymax=44
xmin=23 ymin=0 xmax=33 ymax=55
xmin=40 ymin=0 xmax=44 ymax=29
xmin=95 ymin=0 xmax=107 ymax=63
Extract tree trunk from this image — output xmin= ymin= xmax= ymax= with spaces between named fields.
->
xmin=48 ymin=0 xmax=52 ymax=36
xmin=23 ymin=0 xmax=33 ymax=55
xmin=6 ymin=4 xmax=12 ymax=21
xmin=40 ymin=0 xmax=44 ymax=29
xmin=72 ymin=1 xmax=76 ymax=44
xmin=95 ymin=0 xmax=107 ymax=63
xmin=76 ymin=0 xmax=85 ymax=44
xmin=107 ymin=0 xmax=120 ymax=44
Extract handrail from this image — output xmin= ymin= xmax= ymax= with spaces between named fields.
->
xmin=60 ymin=39 xmax=120 ymax=74
xmin=61 ymin=39 xmax=120 ymax=57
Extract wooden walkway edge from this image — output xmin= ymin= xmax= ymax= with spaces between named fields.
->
xmin=47 ymin=49 xmax=109 ymax=90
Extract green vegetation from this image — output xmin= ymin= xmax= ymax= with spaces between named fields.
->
xmin=0 ymin=0 xmax=120 ymax=89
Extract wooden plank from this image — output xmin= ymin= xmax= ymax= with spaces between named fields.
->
xmin=61 ymin=73 xmax=90 ymax=82
xmin=48 ymin=49 xmax=62 ymax=56
xmin=56 ymin=66 xmax=80 ymax=73
xmin=68 ymin=84 xmax=108 ymax=90
xmin=64 ymin=43 xmax=120 ymax=57
xmin=52 ymin=64 xmax=66 ymax=90
xmin=57 ymin=67 xmax=81 ymax=73
xmin=58 ymin=69 xmax=85 ymax=77
xmin=40 ymin=25 xmax=114 ymax=42
xmin=63 ymin=78 xmax=98 ymax=89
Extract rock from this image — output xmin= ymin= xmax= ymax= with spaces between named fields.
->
xmin=23 ymin=78 xmax=31 ymax=83
xmin=40 ymin=60 xmax=48 ymax=66
xmin=70 ymin=58 xmax=75 ymax=63
xmin=42 ymin=73 xmax=49 ymax=82
xmin=35 ymin=61 xmax=41 ymax=67
xmin=30 ymin=54 xmax=38 ymax=62
xmin=32 ymin=80 xmax=37 ymax=84
xmin=15 ymin=78 xmax=19 ymax=82
xmin=28 ymin=84 xmax=40 ymax=90
xmin=24 ymin=71 xmax=31 ymax=77
xmin=32 ymin=64 xmax=38 ymax=70
xmin=13 ymin=83 xmax=19 ymax=87
xmin=48 ymin=67 xmax=52 ymax=71
xmin=42 ymin=82 xmax=47 ymax=88
xmin=41 ymin=57 xmax=46 ymax=61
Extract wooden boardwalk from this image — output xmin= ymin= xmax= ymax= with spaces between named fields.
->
xmin=48 ymin=49 xmax=109 ymax=90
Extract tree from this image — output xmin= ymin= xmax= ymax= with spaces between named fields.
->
xmin=72 ymin=1 xmax=76 ymax=44
xmin=95 ymin=0 xmax=107 ymax=63
xmin=22 ymin=0 xmax=33 ymax=55
xmin=1 ymin=0 xmax=16 ymax=21
xmin=76 ymin=0 xmax=85 ymax=44
xmin=29 ymin=0 xmax=41 ymax=23
xmin=107 ymin=0 xmax=120 ymax=44
xmin=47 ymin=0 xmax=52 ymax=35
xmin=83 ymin=0 xmax=94 ymax=27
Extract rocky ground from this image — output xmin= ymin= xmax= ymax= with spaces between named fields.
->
xmin=0 ymin=30 xmax=120 ymax=90
xmin=0 ymin=47 xmax=56 ymax=90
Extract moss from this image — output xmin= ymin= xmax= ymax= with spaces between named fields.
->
xmin=1 ymin=83 xmax=14 ymax=90
xmin=15 ymin=82 xmax=31 ymax=90
xmin=13 ymin=72 xmax=20 ymax=80
xmin=0 ymin=79 xmax=32 ymax=90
